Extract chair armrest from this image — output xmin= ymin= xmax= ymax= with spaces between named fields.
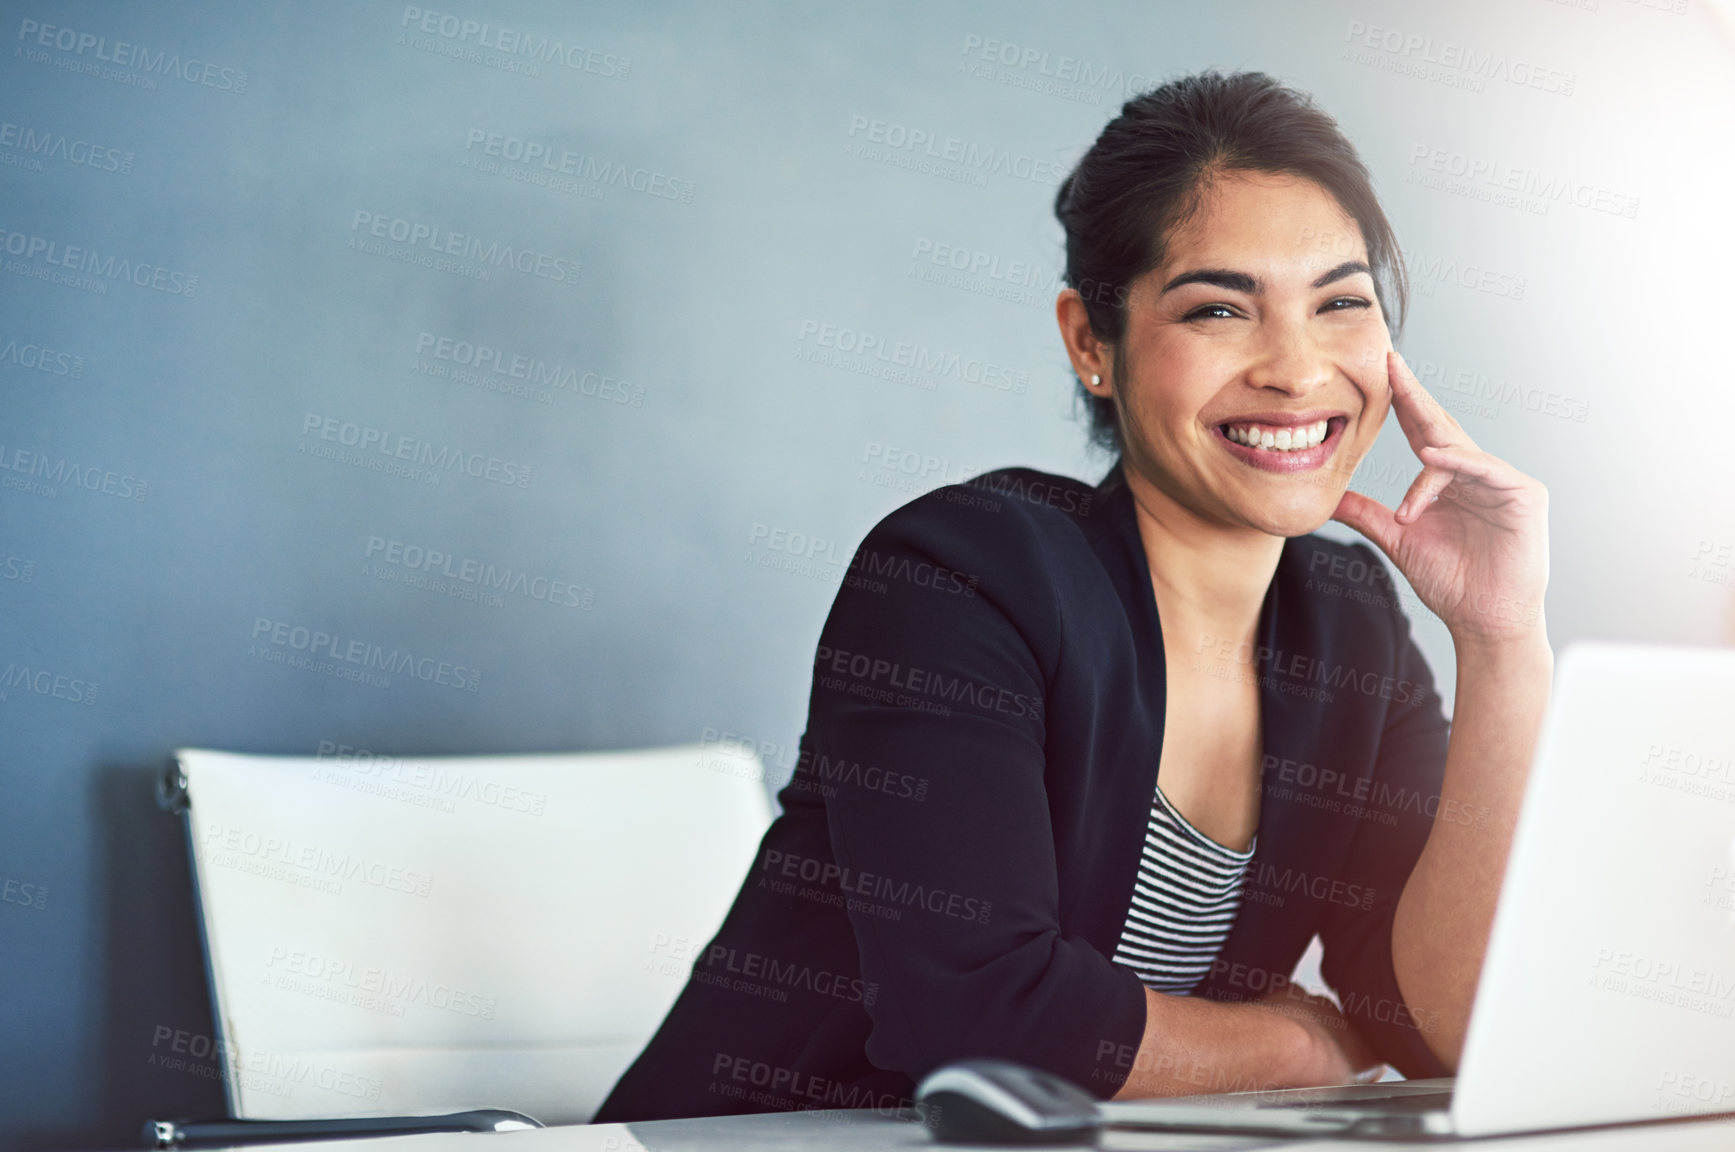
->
xmin=143 ymin=1109 xmax=543 ymax=1148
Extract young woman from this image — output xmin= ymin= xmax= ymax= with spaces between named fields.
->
xmin=596 ymin=70 xmax=1551 ymax=1120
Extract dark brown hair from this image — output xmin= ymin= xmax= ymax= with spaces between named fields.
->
xmin=1055 ymin=70 xmax=1409 ymax=454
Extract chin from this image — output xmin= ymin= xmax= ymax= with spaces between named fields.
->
xmin=1238 ymin=498 xmax=1339 ymax=539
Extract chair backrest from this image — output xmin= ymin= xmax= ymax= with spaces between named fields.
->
xmin=170 ymin=743 xmax=772 ymax=1125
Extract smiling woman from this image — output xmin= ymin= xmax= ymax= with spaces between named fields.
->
xmin=594 ymin=71 xmax=1554 ymax=1122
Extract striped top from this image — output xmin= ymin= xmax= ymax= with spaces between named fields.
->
xmin=1111 ymin=783 xmax=1255 ymax=995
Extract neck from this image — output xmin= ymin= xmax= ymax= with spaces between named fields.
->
xmin=1119 ymin=460 xmax=1285 ymax=644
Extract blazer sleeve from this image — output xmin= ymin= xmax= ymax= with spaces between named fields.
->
xmin=1317 ymin=544 xmax=1455 ymax=1080
xmin=807 ymin=491 xmax=1148 ymax=1096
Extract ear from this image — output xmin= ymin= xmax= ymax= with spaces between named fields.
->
xmin=1055 ymin=288 xmax=1111 ymax=396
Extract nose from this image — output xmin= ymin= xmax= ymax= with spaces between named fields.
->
xmin=1243 ymin=321 xmax=1333 ymax=398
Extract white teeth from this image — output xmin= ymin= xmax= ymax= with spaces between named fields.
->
xmin=1225 ymin=419 xmax=1332 ymax=452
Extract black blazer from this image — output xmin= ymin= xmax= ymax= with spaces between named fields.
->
xmin=596 ymin=465 xmax=1453 ymax=1123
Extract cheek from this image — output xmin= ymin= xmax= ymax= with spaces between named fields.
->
xmin=1329 ymin=323 xmax=1390 ymax=379
xmin=1125 ymin=339 xmax=1218 ymax=428
xmin=1334 ymin=333 xmax=1392 ymax=424
xmin=1357 ymin=406 xmax=1391 ymax=458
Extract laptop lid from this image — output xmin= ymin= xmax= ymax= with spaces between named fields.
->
xmin=1453 ymin=642 xmax=1735 ymax=1137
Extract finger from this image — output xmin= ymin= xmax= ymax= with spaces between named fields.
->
xmin=1331 ymin=488 xmax=1401 ymax=558
xmin=1395 ymin=464 xmax=1458 ymax=523
xmin=1415 ymin=443 xmax=1529 ymax=493
xmin=1385 ymin=350 xmax=1473 ymax=456
xmin=1412 ymin=447 xmax=1544 ymax=522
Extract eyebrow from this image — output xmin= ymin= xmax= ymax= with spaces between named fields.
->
xmin=1159 ymin=260 xmax=1373 ymax=295
xmin=1311 ymin=260 xmax=1372 ymax=288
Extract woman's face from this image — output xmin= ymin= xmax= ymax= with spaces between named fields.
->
xmin=1086 ymin=171 xmax=1393 ymax=538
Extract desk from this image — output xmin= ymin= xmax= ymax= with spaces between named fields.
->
xmin=177 ymin=1107 xmax=1735 ymax=1152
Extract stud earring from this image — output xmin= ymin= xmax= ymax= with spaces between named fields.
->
xmin=1090 ymin=374 xmax=1102 ymax=387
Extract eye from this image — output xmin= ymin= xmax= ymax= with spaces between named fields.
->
xmin=1320 ymin=296 xmax=1372 ymax=313
xmin=1184 ymin=303 xmax=1241 ymax=321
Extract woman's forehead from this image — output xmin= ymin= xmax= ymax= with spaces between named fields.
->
xmin=1157 ymin=172 xmax=1369 ymax=274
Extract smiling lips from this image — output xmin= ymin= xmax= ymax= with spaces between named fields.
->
xmin=1225 ymin=419 xmax=1329 ymax=451
xmin=1214 ymin=415 xmax=1348 ymax=473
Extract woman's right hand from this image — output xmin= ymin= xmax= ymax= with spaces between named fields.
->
xmin=1254 ymin=984 xmax=1386 ymax=1086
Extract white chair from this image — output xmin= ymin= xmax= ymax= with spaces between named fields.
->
xmin=159 ymin=742 xmax=771 ymax=1129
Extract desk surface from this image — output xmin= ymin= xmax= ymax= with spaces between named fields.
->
xmin=185 ymin=1107 xmax=1735 ymax=1152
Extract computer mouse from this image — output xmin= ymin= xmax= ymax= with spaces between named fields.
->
xmin=915 ymin=1059 xmax=1103 ymax=1145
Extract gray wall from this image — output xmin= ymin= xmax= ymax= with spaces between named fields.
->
xmin=3 ymin=1 xmax=1733 ymax=1147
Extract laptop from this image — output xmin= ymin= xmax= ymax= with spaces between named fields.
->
xmin=1099 ymin=641 xmax=1735 ymax=1139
